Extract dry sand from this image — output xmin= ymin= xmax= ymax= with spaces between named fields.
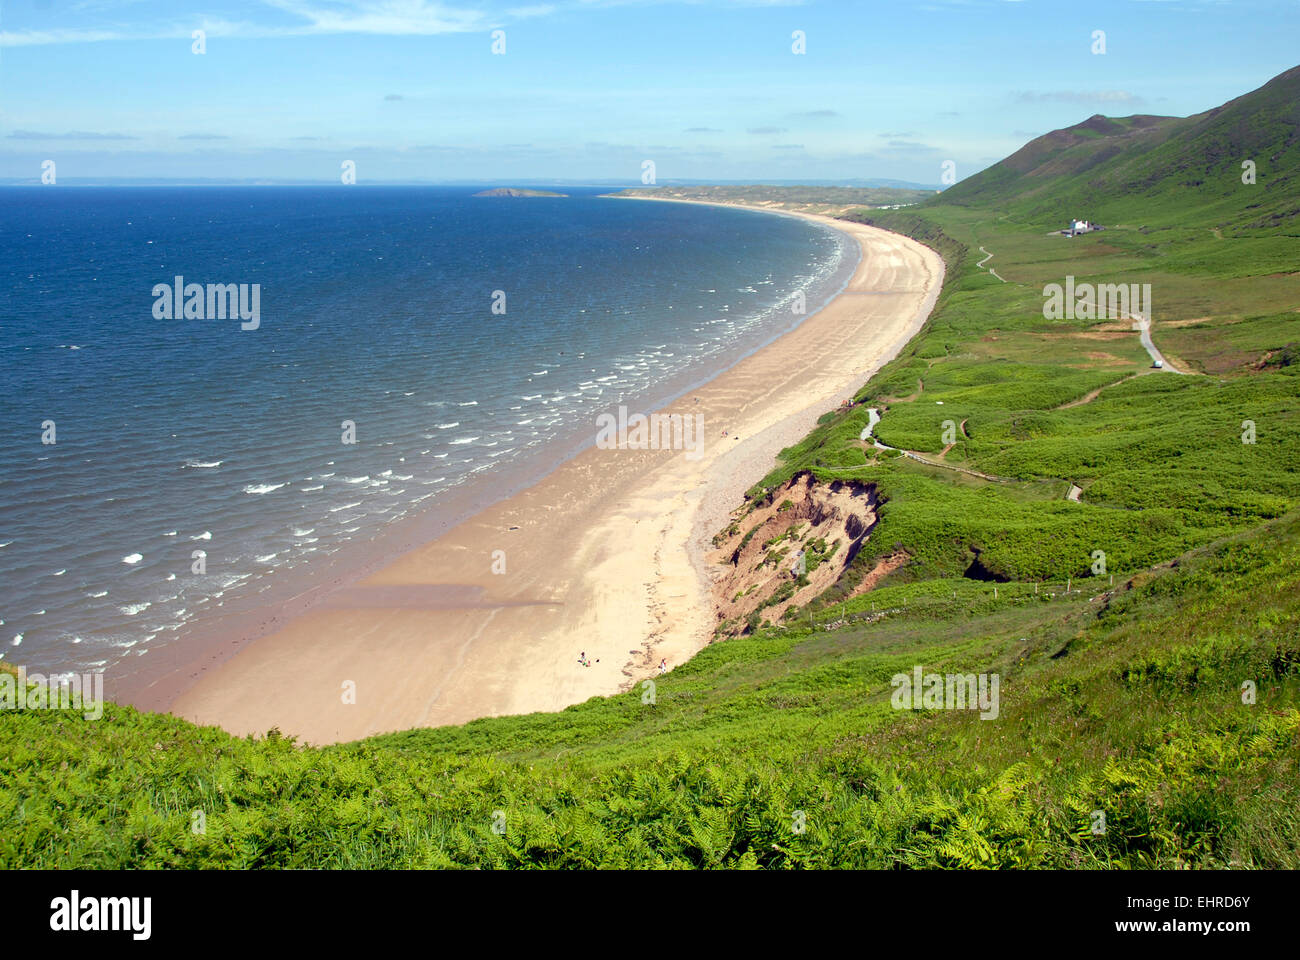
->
xmin=170 ymin=203 xmax=944 ymax=744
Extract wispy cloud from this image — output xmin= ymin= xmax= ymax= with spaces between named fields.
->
xmin=0 ymin=1 xmax=495 ymax=46
xmin=882 ymin=139 xmax=941 ymax=154
xmin=261 ymin=0 xmax=487 ymax=36
xmin=0 ymin=28 xmax=150 ymax=47
xmin=7 ymin=130 xmax=140 ymax=140
xmin=1014 ymin=90 xmax=1144 ymax=105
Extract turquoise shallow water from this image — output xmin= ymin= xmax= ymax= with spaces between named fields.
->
xmin=0 ymin=185 xmax=853 ymax=676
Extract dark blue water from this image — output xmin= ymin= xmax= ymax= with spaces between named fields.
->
xmin=0 ymin=185 xmax=853 ymax=675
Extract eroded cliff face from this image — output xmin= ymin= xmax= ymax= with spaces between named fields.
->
xmin=708 ymin=471 xmax=882 ymax=635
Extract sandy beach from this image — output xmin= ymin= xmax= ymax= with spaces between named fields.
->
xmin=166 ymin=202 xmax=944 ymax=744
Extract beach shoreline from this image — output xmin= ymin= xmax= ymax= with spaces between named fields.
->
xmin=149 ymin=201 xmax=943 ymax=745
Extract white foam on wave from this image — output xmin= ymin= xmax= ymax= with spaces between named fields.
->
xmin=437 ymin=422 xmax=459 ymax=429
xmin=293 ymin=527 xmax=315 ymax=536
xmin=120 ymin=602 xmax=151 ymax=616
xmin=450 ymin=436 xmax=478 ymax=445
xmin=330 ymin=501 xmax=362 ymax=513
xmin=122 ymin=553 xmax=143 ymax=564
xmin=87 ymin=590 xmax=108 ymax=598
xmin=191 ymin=531 xmax=212 ymax=541
xmin=301 ymin=484 xmax=324 ymax=492
xmin=53 ymin=569 xmax=66 ymax=576
xmin=184 ymin=459 xmax=223 ymax=469
xmin=345 ymin=476 xmax=369 ymax=484
xmin=243 ymin=483 xmax=286 ymax=495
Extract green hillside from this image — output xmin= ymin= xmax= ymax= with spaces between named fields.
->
xmin=3 ymin=68 xmax=1298 ymax=869
xmin=939 ymin=64 xmax=1300 ymax=233
xmin=4 ymin=513 xmax=1298 ymax=868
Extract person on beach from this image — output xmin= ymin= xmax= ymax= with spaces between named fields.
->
xmin=659 ymin=658 xmax=667 ymax=674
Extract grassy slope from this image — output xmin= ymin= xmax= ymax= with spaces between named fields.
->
xmin=937 ymin=64 xmax=1300 ymax=234
xmin=4 ymin=515 xmax=1297 ymax=868
xmin=3 ymin=69 xmax=1299 ymax=869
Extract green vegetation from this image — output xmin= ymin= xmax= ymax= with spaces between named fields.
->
xmin=3 ymin=67 xmax=1298 ymax=869
xmin=776 ymin=65 xmax=1300 ymax=596
xmin=937 ymin=65 xmax=1299 ymax=234
xmin=4 ymin=513 xmax=1297 ymax=868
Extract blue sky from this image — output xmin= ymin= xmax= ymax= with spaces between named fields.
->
xmin=2 ymin=0 xmax=1297 ymax=184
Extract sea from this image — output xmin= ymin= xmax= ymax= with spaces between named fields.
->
xmin=0 ymin=185 xmax=856 ymax=679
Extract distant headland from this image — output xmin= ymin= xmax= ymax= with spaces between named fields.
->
xmin=472 ymin=187 xmax=568 ymax=197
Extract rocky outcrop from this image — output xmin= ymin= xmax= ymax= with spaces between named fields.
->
xmin=708 ymin=472 xmax=881 ymax=634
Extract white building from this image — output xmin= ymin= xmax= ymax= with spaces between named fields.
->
xmin=1063 ymin=219 xmax=1101 ymax=237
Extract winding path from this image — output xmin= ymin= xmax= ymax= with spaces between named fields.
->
xmin=977 ymin=246 xmax=1007 ymax=283
xmin=863 ymin=409 xmax=1079 ymax=501
xmin=861 ymin=408 xmax=1010 ymax=483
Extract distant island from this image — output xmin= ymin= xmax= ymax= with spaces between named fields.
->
xmin=472 ymin=187 xmax=568 ymax=197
